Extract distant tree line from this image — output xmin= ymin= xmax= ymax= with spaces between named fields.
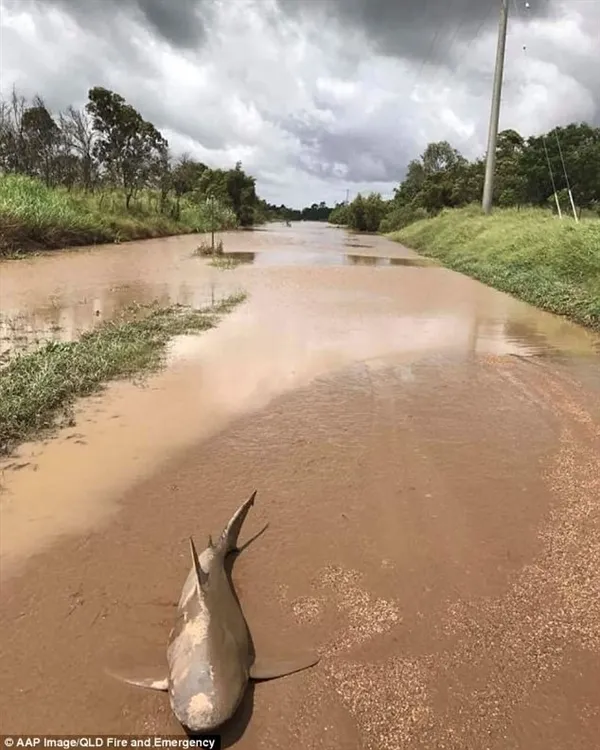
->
xmin=258 ymin=200 xmax=334 ymax=222
xmin=329 ymin=123 xmax=600 ymax=232
xmin=0 ymin=86 xmax=265 ymax=227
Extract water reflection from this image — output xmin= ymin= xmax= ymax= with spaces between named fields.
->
xmin=216 ymin=250 xmax=438 ymax=268
xmin=0 ymin=276 xmax=241 ymax=359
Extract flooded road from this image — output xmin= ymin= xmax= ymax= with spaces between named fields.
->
xmin=1 ymin=222 xmax=599 ymax=749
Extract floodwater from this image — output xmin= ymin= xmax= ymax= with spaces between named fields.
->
xmin=0 ymin=221 xmax=599 ymax=749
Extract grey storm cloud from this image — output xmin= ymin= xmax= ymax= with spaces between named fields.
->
xmin=277 ymin=0 xmax=555 ymax=64
xmin=8 ymin=0 xmax=214 ymax=49
xmin=6 ymin=0 xmax=554 ymax=63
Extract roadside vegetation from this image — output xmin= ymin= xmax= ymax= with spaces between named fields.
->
xmin=0 ymin=86 xmax=275 ymax=254
xmin=0 ymin=292 xmax=246 ymax=455
xmin=0 ymin=173 xmax=238 ymax=254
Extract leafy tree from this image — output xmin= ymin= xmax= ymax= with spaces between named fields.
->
xmin=86 ymin=86 xmax=168 ymax=207
xmin=421 ymin=140 xmax=465 ymax=175
xmin=328 ymin=202 xmax=349 ymax=225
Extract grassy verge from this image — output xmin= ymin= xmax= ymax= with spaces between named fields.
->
xmin=0 ymin=292 xmax=247 ymax=455
xmin=0 ymin=174 xmax=238 ymax=256
xmin=388 ymin=205 xmax=600 ymax=330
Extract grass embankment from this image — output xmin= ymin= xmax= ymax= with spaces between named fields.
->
xmin=388 ymin=206 xmax=600 ymax=330
xmin=0 ymin=174 xmax=238 ymax=256
xmin=0 ymin=292 xmax=246 ymax=455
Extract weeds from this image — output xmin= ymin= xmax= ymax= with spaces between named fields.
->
xmin=193 ymin=239 xmax=224 ymax=257
xmin=0 ymin=291 xmax=247 ymax=455
xmin=388 ymin=206 xmax=600 ymax=330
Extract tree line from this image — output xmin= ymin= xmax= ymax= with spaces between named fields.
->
xmin=0 ymin=85 xmax=342 ymax=228
xmin=329 ymin=122 xmax=600 ymax=232
xmin=259 ymin=201 xmax=334 ymax=222
xmin=0 ymin=85 xmax=270 ymax=227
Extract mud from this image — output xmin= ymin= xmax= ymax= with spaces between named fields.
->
xmin=0 ymin=222 xmax=599 ymax=748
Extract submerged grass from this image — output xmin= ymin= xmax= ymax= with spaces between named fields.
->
xmin=208 ymin=256 xmax=243 ymax=270
xmin=388 ymin=205 xmax=600 ymax=330
xmin=0 ymin=291 xmax=247 ymax=455
xmin=0 ymin=174 xmax=238 ymax=255
xmin=193 ymin=238 xmax=225 ymax=257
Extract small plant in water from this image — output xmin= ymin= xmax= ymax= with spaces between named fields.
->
xmin=193 ymin=238 xmax=224 ymax=257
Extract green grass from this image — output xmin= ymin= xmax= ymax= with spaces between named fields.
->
xmin=0 ymin=174 xmax=238 ymax=255
xmin=0 ymin=291 xmax=247 ymax=455
xmin=388 ymin=205 xmax=600 ymax=330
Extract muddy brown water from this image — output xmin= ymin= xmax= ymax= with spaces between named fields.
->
xmin=1 ymin=222 xmax=599 ymax=748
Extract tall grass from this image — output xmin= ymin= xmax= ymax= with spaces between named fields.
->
xmin=388 ymin=205 xmax=600 ymax=330
xmin=0 ymin=292 xmax=247 ymax=455
xmin=0 ymin=174 xmax=238 ymax=255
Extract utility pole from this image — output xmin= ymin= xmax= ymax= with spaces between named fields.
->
xmin=482 ymin=0 xmax=509 ymax=214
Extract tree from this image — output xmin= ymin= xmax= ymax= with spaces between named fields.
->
xmin=59 ymin=105 xmax=97 ymax=190
xmin=21 ymin=96 xmax=62 ymax=186
xmin=0 ymin=87 xmax=27 ymax=174
xmin=86 ymin=86 xmax=168 ymax=207
xmin=195 ymin=161 xmax=259 ymax=226
xmin=421 ymin=140 xmax=465 ymax=175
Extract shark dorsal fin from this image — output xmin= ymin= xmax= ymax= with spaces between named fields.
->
xmin=189 ymin=536 xmax=208 ymax=590
xmin=207 ymin=534 xmax=214 ymax=549
xmin=218 ymin=490 xmax=258 ymax=553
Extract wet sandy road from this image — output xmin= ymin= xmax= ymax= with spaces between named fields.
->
xmin=1 ymin=223 xmax=599 ymax=748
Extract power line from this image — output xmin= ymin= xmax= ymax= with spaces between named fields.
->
xmin=554 ymin=128 xmax=579 ymax=221
xmin=427 ymin=1 xmax=499 ymax=96
xmin=543 ymin=136 xmax=562 ymax=218
xmin=510 ymin=0 xmax=579 ymax=220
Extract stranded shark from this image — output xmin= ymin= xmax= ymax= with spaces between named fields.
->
xmin=110 ymin=490 xmax=319 ymax=732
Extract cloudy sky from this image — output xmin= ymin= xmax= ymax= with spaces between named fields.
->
xmin=1 ymin=0 xmax=599 ymax=208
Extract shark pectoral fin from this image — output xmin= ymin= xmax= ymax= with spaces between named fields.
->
xmin=106 ymin=666 xmax=169 ymax=691
xmin=248 ymin=652 xmax=320 ymax=681
xmin=233 ymin=522 xmax=269 ymax=555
